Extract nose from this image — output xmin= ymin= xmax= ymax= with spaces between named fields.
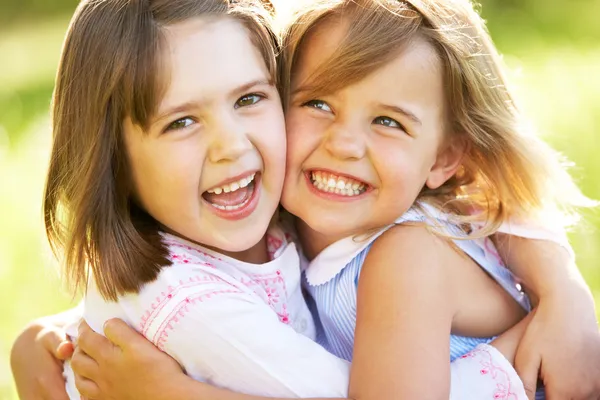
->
xmin=207 ymin=110 xmax=253 ymax=163
xmin=323 ymin=121 xmax=366 ymax=161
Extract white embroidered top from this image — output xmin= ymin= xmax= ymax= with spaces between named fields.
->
xmin=63 ymin=220 xmax=528 ymax=399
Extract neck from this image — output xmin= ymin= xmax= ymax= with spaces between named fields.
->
xmin=218 ymin=235 xmax=269 ymax=264
xmin=294 ymin=218 xmax=346 ymax=261
xmin=162 ymin=226 xmax=269 ymax=265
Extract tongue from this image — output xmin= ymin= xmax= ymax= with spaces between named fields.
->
xmin=203 ymin=183 xmax=253 ymax=207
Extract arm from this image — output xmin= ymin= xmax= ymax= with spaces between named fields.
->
xmin=10 ymin=308 xmax=80 ymax=400
xmin=348 ymin=225 xmax=528 ymax=400
xmin=494 ymin=232 xmax=600 ymax=399
xmin=349 ymin=225 xmax=455 ymax=399
xmin=75 ymin=266 xmax=351 ymax=399
xmin=74 ymin=314 xmax=530 ymax=400
xmin=72 ymin=252 xmax=529 ymax=400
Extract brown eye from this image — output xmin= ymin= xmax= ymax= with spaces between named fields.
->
xmin=235 ymin=93 xmax=264 ymax=108
xmin=165 ymin=117 xmax=195 ymax=132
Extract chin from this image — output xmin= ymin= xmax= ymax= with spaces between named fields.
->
xmin=302 ymin=212 xmax=361 ymax=239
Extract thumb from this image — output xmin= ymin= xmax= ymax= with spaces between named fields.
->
xmin=514 ymin=341 xmax=540 ymax=400
xmin=38 ymin=326 xmax=72 ymax=360
xmin=56 ymin=340 xmax=75 ymax=360
xmin=103 ymin=318 xmax=141 ymax=349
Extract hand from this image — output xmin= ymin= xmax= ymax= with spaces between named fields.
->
xmin=490 ymin=310 xmax=535 ymax=365
xmin=72 ymin=319 xmax=186 ymax=400
xmin=515 ymin=294 xmax=600 ymax=399
xmin=10 ymin=319 xmax=75 ymax=400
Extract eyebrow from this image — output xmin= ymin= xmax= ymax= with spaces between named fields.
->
xmin=153 ymin=79 xmax=273 ymax=124
xmin=378 ymin=103 xmax=422 ymax=126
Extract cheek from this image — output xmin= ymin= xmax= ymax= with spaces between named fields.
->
xmin=133 ymin=141 xmax=204 ymax=198
xmin=284 ymin=111 xmax=319 ymax=169
xmin=373 ymin=142 xmax=430 ymax=187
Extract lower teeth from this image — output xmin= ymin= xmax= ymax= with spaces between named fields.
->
xmin=210 ymin=195 xmax=251 ymax=211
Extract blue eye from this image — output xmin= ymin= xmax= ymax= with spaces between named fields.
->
xmin=373 ymin=116 xmax=404 ymax=130
xmin=165 ymin=117 xmax=195 ymax=132
xmin=235 ymin=93 xmax=264 ymax=108
xmin=303 ymin=100 xmax=332 ymax=113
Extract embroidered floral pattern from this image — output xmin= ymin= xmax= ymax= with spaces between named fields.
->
xmin=241 ymin=269 xmax=291 ymax=325
xmin=139 ymin=274 xmax=239 ymax=337
xmin=142 ymin=232 xmax=293 ymax=350
xmin=459 ymin=347 xmax=520 ymax=399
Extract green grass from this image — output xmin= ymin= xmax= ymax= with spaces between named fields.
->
xmin=1 ymin=14 xmax=599 ymax=400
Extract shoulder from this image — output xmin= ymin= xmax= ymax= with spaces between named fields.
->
xmin=367 ymin=224 xmax=460 ymax=272
xmin=360 ymin=224 xmax=465 ymax=301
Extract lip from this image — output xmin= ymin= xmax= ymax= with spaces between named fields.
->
xmin=304 ymin=171 xmax=372 ymax=202
xmin=204 ymin=170 xmax=260 ymax=193
xmin=203 ymin=173 xmax=262 ymax=220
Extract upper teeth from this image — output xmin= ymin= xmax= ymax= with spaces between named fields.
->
xmin=207 ymin=173 xmax=255 ymax=195
xmin=311 ymin=171 xmax=366 ymax=196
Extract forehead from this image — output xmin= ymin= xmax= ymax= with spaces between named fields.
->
xmin=294 ymin=18 xmax=445 ymax=117
xmin=159 ymin=17 xmax=270 ymax=104
xmin=292 ymin=16 xmax=350 ymax=87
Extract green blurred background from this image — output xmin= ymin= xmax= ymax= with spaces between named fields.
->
xmin=0 ymin=0 xmax=599 ymax=398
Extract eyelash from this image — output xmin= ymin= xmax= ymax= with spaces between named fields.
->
xmin=303 ymin=99 xmax=407 ymax=133
xmin=373 ymin=116 xmax=406 ymax=132
xmin=234 ymin=93 xmax=266 ymax=109
xmin=165 ymin=117 xmax=196 ymax=132
xmin=302 ymin=99 xmax=332 ymax=112
xmin=163 ymin=93 xmax=267 ymax=133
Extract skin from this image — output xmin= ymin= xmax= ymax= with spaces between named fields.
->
xmin=282 ymin=18 xmax=461 ymax=257
xmin=125 ymin=17 xmax=286 ymax=263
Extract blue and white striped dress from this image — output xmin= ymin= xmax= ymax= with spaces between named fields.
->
xmin=302 ymin=204 xmax=546 ymax=399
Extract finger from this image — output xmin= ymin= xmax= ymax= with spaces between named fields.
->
xmin=74 ymin=374 xmax=100 ymax=399
xmin=38 ymin=326 xmax=69 ymax=360
xmin=71 ymin=347 xmax=100 ymax=380
xmin=56 ymin=341 xmax=75 ymax=360
xmin=103 ymin=318 xmax=142 ymax=349
xmin=514 ymin=344 xmax=540 ymax=400
xmin=78 ymin=321 xmax=115 ymax=361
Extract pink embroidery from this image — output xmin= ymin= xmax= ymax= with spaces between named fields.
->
xmin=460 ymin=347 xmax=520 ymax=399
xmin=245 ymin=269 xmax=291 ymax=324
xmin=153 ymin=289 xmax=243 ymax=350
xmin=483 ymin=237 xmax=505 ymax=268
xmin=144 ymin=232 xmax=294 ymax=350
xmin=162 ymin=238 xmax=225 ymax=264
xmin=139 ymin=274 xmax=238 ymax=336
xmin=266 ymin=233 xmax=284 ymax=260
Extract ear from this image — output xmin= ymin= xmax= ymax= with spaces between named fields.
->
xmin=426 ymin=136 xmax=468 ymax=190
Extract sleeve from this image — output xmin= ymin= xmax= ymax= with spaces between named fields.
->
xmin=134 ymin=267 xmax=350 ymax=398
xmin=450 ymin=344 xmax=527 ymax=399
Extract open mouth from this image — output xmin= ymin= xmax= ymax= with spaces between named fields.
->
xmin=202 ymin=173 xmax=260 ymax=217
xmin=307 ymin=170 xmax=369 ymax=197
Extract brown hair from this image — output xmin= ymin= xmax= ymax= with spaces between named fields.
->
xmin=45 ymin=0 xmax=278 ymax=301
xmin=280 ymin=0 xmax=593 ymax=235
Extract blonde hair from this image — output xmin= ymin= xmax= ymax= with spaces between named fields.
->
xmin=45 ymin=0 xmax=278 ymax=301
xmin=280 ymin=0 xmax=593 ymax=235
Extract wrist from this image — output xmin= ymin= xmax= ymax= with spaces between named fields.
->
xmin=537 ymin=284 xmax=598 ymax=327
xmin=169 ymin=374 xmax=211 ymax=400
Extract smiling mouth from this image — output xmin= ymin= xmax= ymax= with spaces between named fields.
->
xmin=202 ymin=173 xmax=256 ymax=211
xmin=308 ymin=171 xmax=369 ymax=197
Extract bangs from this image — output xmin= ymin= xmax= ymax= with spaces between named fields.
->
xmin=290 ymin=0 xmax=424 ymax=99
